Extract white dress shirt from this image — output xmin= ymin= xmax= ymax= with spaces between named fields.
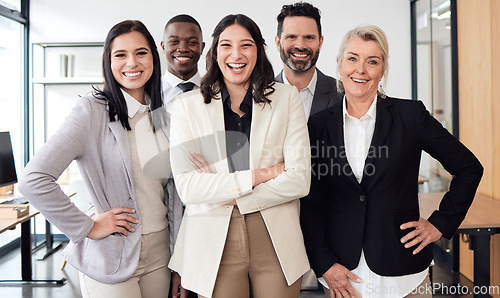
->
xmin=319 ymin=95 xmax=428 ymax=298
xmin=282 ymin=69 xmax=317 ymax=120
xmin=161 ymin=71 xmax=202 ymax=112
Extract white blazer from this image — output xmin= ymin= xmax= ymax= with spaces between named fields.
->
xmin=168 ymin=83 xmax=311 ymax=297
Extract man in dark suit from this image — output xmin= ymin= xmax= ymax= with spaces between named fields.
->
xmin=275 ymin=2 xmax=342 ymax=292
xmin=275 ymin=2 xmax=341 ymax=121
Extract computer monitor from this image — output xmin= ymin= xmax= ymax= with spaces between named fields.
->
xmin=0 ymin=131 xmax=18 ymax=188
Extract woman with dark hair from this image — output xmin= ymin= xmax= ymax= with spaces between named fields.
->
xmin=169 ymin=14 xmax=311 ymax=298
xmin=18 ymin=20 xmax=182 ymax=298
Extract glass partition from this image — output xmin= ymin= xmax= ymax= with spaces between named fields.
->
xmin=411 ymin=0 xmax=458 ymax=265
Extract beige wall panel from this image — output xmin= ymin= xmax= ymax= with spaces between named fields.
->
xmin=492 ymin=0 xmax=500 ymax=202
xmin=458 ymin=0 xmax=493 ymax=197
xmin=490 ymin=1 xmax=500 ymax=296
xmin=457 ymin=0 xmax=492 ymax=282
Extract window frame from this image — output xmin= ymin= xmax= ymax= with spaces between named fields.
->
xmin=0 ymin=0 xmax=29 ymax=259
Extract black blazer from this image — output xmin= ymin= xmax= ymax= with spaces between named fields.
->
xmin=300 ymin=96 xmax=483 ymax=277
xmin=275 ymin=69 xmax=342 ymax=119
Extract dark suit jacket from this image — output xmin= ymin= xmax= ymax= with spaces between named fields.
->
xmin=300 ymin=96 xmax=483 ymax=277
xmin=275 ymin=69 xmax=342 ymax=119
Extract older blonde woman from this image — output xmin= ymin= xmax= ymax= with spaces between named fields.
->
xmin=300 ymin=25 xmax=483 ymax=298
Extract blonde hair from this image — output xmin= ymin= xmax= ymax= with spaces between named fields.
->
xmin=336 ymin=25 xmax=389 ymax=98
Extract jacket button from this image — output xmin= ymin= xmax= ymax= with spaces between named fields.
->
xmin=359 ymin=195 xmax=366 ymax=202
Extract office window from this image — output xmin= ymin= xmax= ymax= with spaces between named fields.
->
xmin=0 ymin=16 xmax=24 ymax=176
xmin=0 ymin=10 xmax=25 ymax=249
xmin=0 ymin=0 xmax=27 ymax=254
xmin=412 ymin=0 xmax=458 ymax=193
xmin=411 ymin=0 xmax=458 ymax=262
xmin=414 ymin=0 xmax=454 ymax=132
xmin=0 ymin=0 xmax=21 ymax=12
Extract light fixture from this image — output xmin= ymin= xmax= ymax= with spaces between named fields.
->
xmin=437 ymin=10 xmax=451 ymax=20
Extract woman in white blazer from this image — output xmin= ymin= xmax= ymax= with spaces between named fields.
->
xmin=169 ymin=14 xmax=311 ymax=298
xmin=18 ymin=20 xmax=183 ymax=298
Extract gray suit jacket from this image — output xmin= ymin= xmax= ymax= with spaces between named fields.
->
xmin=18 ymin=95 xmax=183 ymax=284
xmin=275 ymin=69 xmax=342 ymax=119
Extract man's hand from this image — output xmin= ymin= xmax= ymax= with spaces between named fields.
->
xmin=171 ymin=272 xmax=187 ymax=298
xmin=252 ymin=162 xmax=285 ymax=186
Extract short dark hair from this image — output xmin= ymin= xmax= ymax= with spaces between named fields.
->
xmin=276 ymin=2 xmax=322 ymax=37
xmin=165 ymin=14 xmax=202 ymax=34
xmin=93 ymin=20 xmax=162 ymax=130
xmin=200 ymin=14 xmax=275 ymax=105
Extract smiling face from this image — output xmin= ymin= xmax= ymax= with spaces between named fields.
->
xmin=217 ymin=23 xmax=257 ymax=90
xmin=276 ymin=16 xmax=323 ymax=73
xmin=110 ymin=31 xmax=154 ymax=102
xmin=338 ymin=37 xmax=384 ymax=102
xmin=161 ymin=22 xmax=204 ymax=81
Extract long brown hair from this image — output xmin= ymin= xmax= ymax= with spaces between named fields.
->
xmin=93 ymin=20 xmax=162 ymax=130
xmin=200 ymin=14 xmax=275 ymax=104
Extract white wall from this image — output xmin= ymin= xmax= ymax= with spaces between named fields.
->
xmin=30 ymin=0 xmax=412 ymax=98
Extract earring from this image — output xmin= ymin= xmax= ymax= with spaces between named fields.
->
xmin=378 ymin=83 xmax=386 ymax=98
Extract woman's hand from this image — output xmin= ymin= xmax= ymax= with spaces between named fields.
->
xmin=323 ymin=263 xmax=362 ymax=298
xmin=400 ymin=217 xmax=442 ymax=255
xmin=172 ymin=271 xmax=187 ymax=298
xmin=252 ymin=162 xmax=285 ymax=186
xmin=189 ymin=152 xmax=213 ymax=173
xmin=189 ymin=152 xmax=235 ymax=205
xmin=87 ymin=207 xmax=139 ymax=240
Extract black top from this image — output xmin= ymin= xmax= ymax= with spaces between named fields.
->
xmin=222 ymin=86 xmax=253 ymax=173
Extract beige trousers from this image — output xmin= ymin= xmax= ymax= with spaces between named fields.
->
xmin=79 ymin=228 xmax=171 ymax=298
xmin=200 ymin=207 xmax=302 ymax=298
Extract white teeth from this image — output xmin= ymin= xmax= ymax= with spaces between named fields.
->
xmin=228 ymin=63 xmax=245 ymax=68
xmin=352 ymin=78 xmax=367 ymax=83
xmin=292 ymin=53 xmax=308 ymax=58
xmin=124 ymin=72 xmax=141 ymax=77
xmin=176 ymin=57 xmax=190 ymax=61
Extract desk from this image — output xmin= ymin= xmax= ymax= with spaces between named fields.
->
xmin=0 ymin=205 xmax=65 ymax=284
xmin=419 ymin=192 xmax=500 ymax=298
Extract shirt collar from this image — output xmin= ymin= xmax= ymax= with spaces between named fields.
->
xmin=221 ymin=85 xmax=253 ymax=112
xmin=163 ymin=70 xmax=202 ymax=89
xmin=121 ymin=89 xmax=151 ymax=118
xmin=342 ymin=94 xmax=378 ymax=121
xmin=282 ymin=68 xmax=318 ymax=95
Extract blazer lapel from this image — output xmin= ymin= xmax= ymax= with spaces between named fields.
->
xmin=205 ymin=96 xmax=225 ymax=134
xmin=107 ymin=120 xmax=134 ymax=194
xmin=326 ymin=106 xmax=361 ymax=189
xmin=363 ymin=97 xmax=394 ymax=181
xmin=310 ymin=72 xmax=329 ymax=116
xmin=204 ymin=96 xmax=230 ymax=173
xmin=310 ymin=70 xmax=336 ymax=117
xmin=250 ymin=97 xmax=273 ymax=170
